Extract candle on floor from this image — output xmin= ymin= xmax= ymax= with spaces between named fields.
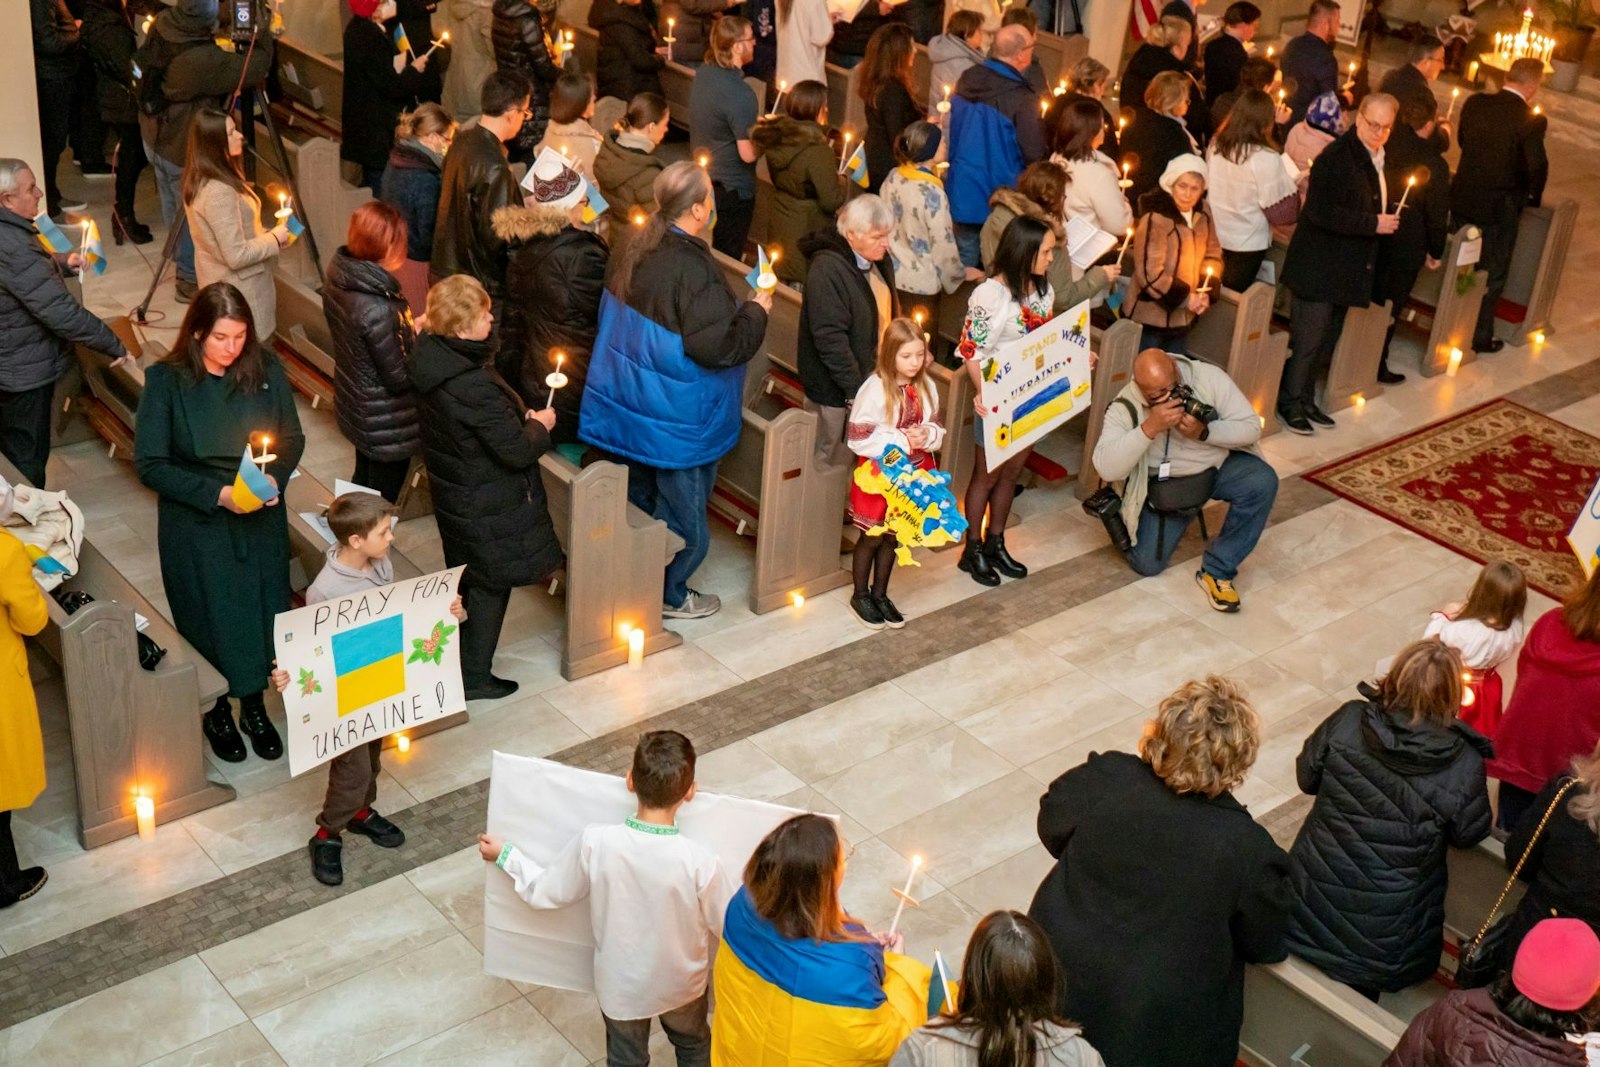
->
xmin=1533 ymin=330 xmax=1546 ymax=345
xmin=790 ymin=592 xmax=805 ymax=608
xmin=396 ymin=734 xmax=411 ymax=753
xmin=1447 ymin=347 xmax=1463 ymax=377
xmin=135 ymin=793 xmax=156 ymax=841
xmin=628 ymin=627 xmax=645 ymax=667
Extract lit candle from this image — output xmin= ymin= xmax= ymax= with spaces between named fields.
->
xmin=142 ymin=13 xmax=154 ymax=33
xmin=1532 ymin=104 xmax=1542 ymax=116
xmin=1040 ymin=97 xmax=1049 ymax=117
xmin=631 ymin=210 xmax=646 ymax=227
xmin=275 ymin=192 xmax=292 ymax=220
xmin=253 ymin=434 xmax=275 ymax=472
xmin=628 ymin=627 xmax=645 ymax=666
xmin=1117 ymin=225 xmax=1134 ymax=258
xmin=1117 ymin=114 xmax=1127 ymax=135
xmin=665 ymin=17 xmax=675 ymax=62
xmin=1395 ymin=173 xmax=1417 ymax=213
xmin=1344 ymin=59 xmax=1357 ymax=89
xmin=1468 ymin=59 xmax=1479 ymax=81
xmin=544 ymin=352 xmax=568 ymax=410
xmin=1277 ymin=87 xmax=1286 ymax=105
xmin=1055 ymin=78 xmax=1067 ymax=96
xmin=1265 ymin=45 xmax=1275 ymax=59
xmin=1447 ymin=346 xmax=1463 ymax=376
xmin=422 ymin=30 xmax=450 ymax=58
xmin=1353 ymin=392 xmax=1366 ymax=408
xmin=790 ymin=592 xmax=805 ymax=608
xmin=1119 ymin=161 xmax=1132 ymax=189
xmin=936 ymin=83 xmax=951 ymax=115
xmin=396 ymin=734 xmax=411 ymax=753
xmin=838 ymin=130 xmax=853 ymax=174
xmin=1533 ymin=330 xmax=1546 ymax=345
xmin=135 ymin=793 xmax=155 ymax=841
xmin=770 ymin=79 xmax=787 ymax=116
xmin=886 ymin=854 xmax=923 ymax=938
xmin=1197 ymin=265 xmax=1214 ymax=294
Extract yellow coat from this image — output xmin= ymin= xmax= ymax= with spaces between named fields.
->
xmin=0 ymin=530 xmax=48 ymax=812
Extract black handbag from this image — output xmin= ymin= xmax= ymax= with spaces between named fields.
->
xmin=50 ymin=588 xmax=168 ymax=671
xmin=1454 ymin=779 xmax=1576 ymax=988
xmin=1146 ymin=467 xmax=1217 ymax=512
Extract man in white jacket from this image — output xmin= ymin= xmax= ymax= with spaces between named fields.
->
xmin=1091 ymin=348 xmax=1277 ymax=612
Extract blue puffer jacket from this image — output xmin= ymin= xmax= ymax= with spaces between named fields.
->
xmin=580 ymin=230 xmax=767 ymax=469
xmin=947 ymin=59 xmax=1048 ymax=226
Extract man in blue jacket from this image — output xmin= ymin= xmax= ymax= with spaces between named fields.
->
xmin=946 ymin=24 xmax=1047 ymax=267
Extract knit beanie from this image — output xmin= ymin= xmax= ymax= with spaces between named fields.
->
xmin=1512 ymin=918 xmax=1600 ymax=1012
xmin=349 ymin=0 xmax=384 ymax=18
xmin=1306 ymin=92 xmax=1344 ymax=136
xmin=1158 ymin=153 xmax=1207 ymax=195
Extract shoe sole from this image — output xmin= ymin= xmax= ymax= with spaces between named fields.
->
xmin=956 ymin=561 xmax=1001 ymax=586
xmin=14 ymin=871 xmax=47 ymax=902
xmin=1280 ymin=421 xmax=1314 ymax=436
xmin=1196 ymin=572 xmax=1242 ymax=613
xmin=349 ymin=824 xmax=405 ymax=848
xmin=662 ymin=608 xmax=718 ymax=619
xmin=880 ymin=616 xmax=906 ymax=629
xmin=849 ymin=607 xmax=887 ymax=631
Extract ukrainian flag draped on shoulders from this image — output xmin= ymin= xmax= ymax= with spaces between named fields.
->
xmin=712 ymin=886 xmax=931 ymax=1066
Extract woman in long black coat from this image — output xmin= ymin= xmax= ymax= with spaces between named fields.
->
xmin=342 ymin=0 xmax=430 ymax=193
xmin=1285 ymin=641 xmax=1493 ymax=998
xmin=81 ymin=0 xmax=154 ymax=243
xmin=1027 ymin=676 xmax=1291 ymax=1067
xmin=412 ymin=275 xmax=561 ymax=702
xmin=491 ymin=192 xmax=608 ymax=444
xmin=323 ymin=202 xmax=422 ymax=504
xmin=589 ymin=0 xmax=664 ymax=104
xmin=492 ymin=0 xmax=564 ymax=163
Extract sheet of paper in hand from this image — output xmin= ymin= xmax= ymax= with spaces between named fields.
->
xmin=482 ymin=751 xmax=816 ymax=991
xmin=977 ymin=299 xmax=1094 ymax=471
xmin=275 ymin=565 xmax=465 ymax=776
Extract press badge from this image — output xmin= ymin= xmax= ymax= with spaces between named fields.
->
xmin=1158 ymin=462 xmax=1172 ymax=481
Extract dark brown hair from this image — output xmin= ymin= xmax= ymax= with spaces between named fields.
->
xmin=1049 ymin=97 xmax=1105 ymax=161
xmin=1001 ymin=6 xmax=1037 ymax=32
xmin=1565 ymin=565 xmax=1600 ymax=643
xmin=1239 ymin=56 xmax=1278 ymax=91
xmin=945 ymin=8 xmax=985 ymax=41
xmin=783 ymin=79 xmax=829 ymax=124
xmin=1214 ymin=90 xmax=1279 ymax=163
xmin=346 ymin=200 xmax=408 ymax=265
xmin=163 ymin=282 xmax=268 ymax=393
xmin=1377 ymin=640 xmax=1465 ymax=727
xmin=743 ymin=814 xmax=854 ymax=942
xmin=1016 ymin=160 xmax=1069 ymax=218
xmin=1223 ymin=1 xmax=1262 ymax=26
xmin=630 ymin=730 xmax=696 ymax=807
xmin=181 ymin=107 xmax=249 ymax=206
xmin=622 ymin=92 xmax=668 ymax=131
xmin=931 ymin=912 xmax=1073 ymax=1067
xmin=327 ymin=492 xmax=395 ymax=547
xmin=1454 ymin=560 xmax=1527 ymax=632
xmin=858 ymin=22 xmax=916 ymax=108
xmin=549 ymin=72 xmax=594 ymax=125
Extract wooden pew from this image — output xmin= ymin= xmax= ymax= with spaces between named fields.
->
xmin=0 ymin=453 xmax=237 ymax=851
xmin=1404 ymin=225 xmax=1488 ymax=376
xmin=1322 ymin=300 xmax=1392 ymax=412
xmin=1186 ymin=281 xmax=1290 ymax=435
xmin=274 ymin=34 xmax=346 ymax=131
xmin=1073 ymin=318 xmax=1143 ymax=500
xmin=1497 ymin=198 xmax=1578 ymax=346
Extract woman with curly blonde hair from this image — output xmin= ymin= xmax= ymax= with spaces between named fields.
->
xmin=1026 ymin=676 xmax=1291 ymax=1067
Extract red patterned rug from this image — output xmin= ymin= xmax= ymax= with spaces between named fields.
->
xmin=1304 ymin=400 xmax=1595 ymax=598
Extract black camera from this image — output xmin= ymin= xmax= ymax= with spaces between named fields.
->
xmin=225 ymin=0 xmax=262 ymax=46
xmin=1082 ymin=486 xmax=1132 ymax=554
xmin=1168 ymin=383 xmax=1219 ymax=425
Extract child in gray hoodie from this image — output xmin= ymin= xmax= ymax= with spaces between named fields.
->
xmin=271 ymin=492 xmax=465 ymax=886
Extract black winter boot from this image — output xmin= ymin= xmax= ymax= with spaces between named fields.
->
xmin=957 ymin=538 xmax=1001 ymax=586
xmin=202 ymin=697 xmax=247 ymax=763
xmin=237 ymin=693 xmax=283 ymax=761
xmin=985 ymin=533 xmax=1027 ymax=578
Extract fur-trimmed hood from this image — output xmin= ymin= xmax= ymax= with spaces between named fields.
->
xmin=491 ymin=202 xmax=575 ymax=242
xmin=986 ymin=187 xmax=1065 ymax=240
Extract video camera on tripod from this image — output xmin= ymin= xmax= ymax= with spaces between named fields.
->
xmin=223 ymin=0 xmax=272 ymax=47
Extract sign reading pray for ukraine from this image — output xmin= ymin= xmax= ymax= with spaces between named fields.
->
xmin=977 ymin=299 xmax=1093 ymax=471
xmin=274 ymin=566 xmax=466 ymax=776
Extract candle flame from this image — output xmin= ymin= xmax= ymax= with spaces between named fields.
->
xmin=1266 ymin=45 xmax=1274 ymax=57
xmin=396 ymin=734 xmax=411 ymax=752
xmin=790 ymin=592 xmax=805 ymax=607
xmin=912 ymin=855 xmax=923 ymax=868
xmin=779 ymin=79 xmax=787 ymax=91
xmin=442 ymin=30 xmax=449 ymax=40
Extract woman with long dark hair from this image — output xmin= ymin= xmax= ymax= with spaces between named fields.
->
xmin=1206 ymin=90 xmax=1298 ymax=291
xmin=859 ymin=22 xmax=921 ymax=196
xmin=1049 ymin=97 xmax=1132 ymax=240
xmin=135 ymin=283 xmax=305 ymax=763
xmin=980 ymin=161 xmax=1116 ymax=316
xmin=955 ymin=215 xmax=1056 ymax=586
xmin=750 ymin=80 xmax=845 ymax=287
xmin=182 ymin=108 xmax=290 ymax=338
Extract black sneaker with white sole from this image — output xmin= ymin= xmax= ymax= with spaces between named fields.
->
xmin=849 ymin=592 xmax=886 ymax=630
xmin=873 ymin=593 xmax=905 ymax=628
xmin=1277 ymin=406 xmax=1314 ymax=435
xmin=1305 ymin=404 xmax=1335 ymax=428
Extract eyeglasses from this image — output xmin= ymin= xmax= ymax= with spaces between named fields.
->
xmin=1357 ymin=114 xmax=1392 ymax=134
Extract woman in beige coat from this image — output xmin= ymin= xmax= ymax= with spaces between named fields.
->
xmin=183 ymin=108 xmax=289 ymax=339
xmin=441 ymin=0 xmax=497 ymax=123
xmin=1125 ymin=153 xmax=1222 ymax=353
xmin=0 ymin=478 xmax=50 ymax=909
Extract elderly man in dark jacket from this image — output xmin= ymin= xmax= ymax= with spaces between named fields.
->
xmin=1278 ymin=92 xmax=1400 ymax=435
xmin=1374 ymin=94 xmax=1450 ymax=386
xmin=1377 ymin=37 xmax=1450 ymax=154
xmin=0 ymin=160 xmax=130 ymax=488
xmin=796 ymin=194 xmax=899 ymax=465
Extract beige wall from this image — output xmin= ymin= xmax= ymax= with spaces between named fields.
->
xmin=2 ymin=1 xmax=44 ymax=183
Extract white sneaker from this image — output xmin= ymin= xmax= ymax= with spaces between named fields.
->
xmin=663 ymin=589 xmax=721 ymax=619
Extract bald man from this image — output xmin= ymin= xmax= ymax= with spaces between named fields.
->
xmin=1089 ymin=348 xmax=1277 ymax=611
xmin=946 ymin=22 xmax=1049 ymax=267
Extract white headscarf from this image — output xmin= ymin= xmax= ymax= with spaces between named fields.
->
xmin=1158 ymin=153 xmax=1208 ymax=195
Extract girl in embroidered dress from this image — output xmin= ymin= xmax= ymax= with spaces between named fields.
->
xmin=845 ymin=318 xmax=945 ymax=631
xmin=1424 ymin=559 xmax=1528 ymax=739
xmin=955 ymin=215 xmax=1056 ymax=588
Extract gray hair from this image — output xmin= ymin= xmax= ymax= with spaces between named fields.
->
xmin=0 ymin=159 xmax=32 ymax=200
xmin=836 ymin=194 xmax=892 ymax=237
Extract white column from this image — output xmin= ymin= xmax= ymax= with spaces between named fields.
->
xmin=1 ymin=4 xmax=44 ymax=181
xmin=1084 ymin=0 xmax=1136 ymax=76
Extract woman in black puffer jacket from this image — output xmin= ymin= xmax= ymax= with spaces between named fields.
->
xmin=323 ymin=202 xmax=422 ymax=504
xmin=492 ymin=0 xmax=564 ymax=163
xmin=1285 ymin=640 xmax=1493 ymax=999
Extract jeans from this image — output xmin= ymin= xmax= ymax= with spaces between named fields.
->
xmin=1124 ymin=450 xmax=1279 ymax=581
xmin=352 ymin=452 xmax=412 ymax=504
xmin=601 ymin=991 xmax=711 ymax=1067
xmin=36 ymin=74 xmax=74 ymax=217
xmin=711 ymin=185 xmax=754 ymax=260
xmin=1282 ymin=297 xmax=1348 ymax=413
xmin=147 ymin=145 xmax=197 ymax=284
xmin=626 ymin=460 xmax=719 ymax=608
xmin=953 ymin=222 xmax=983 ymax=269
xmin=0 ymin=382 xmax=58 ymax=489
xmin=1465 ymin=206 xmax=1520 ymax=349
xmin=1139 ymin=324 xmax=1190 ymax=354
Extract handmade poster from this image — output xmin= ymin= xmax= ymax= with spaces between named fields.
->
xmin=977 ymin=299 xmax=1093 ymax=471
xmin=275 ymin=565 xmax=466 ymax=776
xmin=482 ymin=752 xmax=814 ymax=991
xmin=1570 ymin=474 xmax=1600 ymax=579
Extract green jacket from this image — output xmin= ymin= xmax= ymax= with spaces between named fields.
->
xmin=979 ymin=188 xmax=1111 ymax=316
xmin=750 ymin=115 xmax=845 ymax=285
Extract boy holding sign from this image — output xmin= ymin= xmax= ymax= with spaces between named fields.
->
xmin=271 ymin=493 xmax=464 ymax=886
xmin=478 ymin=731 xmax=735 ymax=1066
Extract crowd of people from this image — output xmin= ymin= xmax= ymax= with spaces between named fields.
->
xmin=4 ymin=0 xmax=1595 ymax=1063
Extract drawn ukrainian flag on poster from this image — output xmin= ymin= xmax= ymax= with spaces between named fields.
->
xmin=332 ymin=615 xmax=406 ymax=717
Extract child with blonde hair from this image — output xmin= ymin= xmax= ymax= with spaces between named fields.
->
xmin=1425 ymin=559 xmax=1527 ymax=738
xmin=844 ymin=318 xmax=945 ymax=631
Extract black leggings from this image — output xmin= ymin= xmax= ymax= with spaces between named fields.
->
xmin=352 ymin=452 xmax=412 ymax=505
xmin=851 ymin=532 xmax=898 ymax=597
xmin=0 ymin=810 xmax=20 ymax=887
xmin=965 ymin=445 xmax=1031 ymax=542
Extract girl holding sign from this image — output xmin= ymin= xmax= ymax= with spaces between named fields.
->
xmin=135 ymin=284 xmax=305 ymax=764
xmin=955 ymin=216 xmax=1056 ymax=588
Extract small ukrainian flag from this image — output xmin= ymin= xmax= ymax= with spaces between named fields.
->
xmin=231 ymin=446 xmax=279 ymax=512
xmin=393 ymin=22 xmax=412 ymax=55
xmin=33 ymin=214 xmax=73 ymax=255
xmin=843 ymin=141 xmax=869 ymax=189
xmin=927 ymin=950 xmax=957 ymax=1016
xmin=80 ymin=219 xmax=107 ymax=276
xmin=580 ymin=181 xmax=609 ymax=225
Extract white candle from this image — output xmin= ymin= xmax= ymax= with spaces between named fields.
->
xmin=628 ymin=627 xmax=645 ymax=666
xmin=665 ymin=17 xmax=675 ymax=62
xmin=770 ymin=80 xmax=787 ymax=116
xmin=276 ymin=192 xmax=291 ymax=220
xmin=1447 ymin=87 xmax=1460 ymax=122
xmin=544 ymin=352 xmax=568 ymax=410
xmin=135 ymin=794 xmax=155 ymax=841
xmin=1117 ymin=225 xmax=1134 ymax=258
xmin=1197 ymin=265 xmax=1214 ymax=294
xmin=886 ymin=854 xmax=923 ymax=937
xmin=790 ymin=592 xmax=805 ymax=608
xmin=1447 ymin=346 xmax=1463 ymax=376
xmin=422 ymin=30 xmax=450 ymax=59
xmin=396 ymin=734 xmax=411 ymax=753
xmin=838 ymin=130 xmax=853 ymax=174
xmin=253 ymin=434 xmax=275 ymax=472
xmin=936 ymin=84 xmax=951 ymax=115
xmin=1395 ymin=173 xmax=1416 ymax=213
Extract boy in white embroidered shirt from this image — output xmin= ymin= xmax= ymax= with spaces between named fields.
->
xmin=478 ymin=731 xmax=734 ymax=1066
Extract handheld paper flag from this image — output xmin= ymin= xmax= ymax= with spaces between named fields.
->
xmin=927 ymin=950 xmax=957 ymax=1016
xmin=284 ymin=213 xmax=305 ymax=241
xmin=843 ymin=141 xmax=869 ymax=189
xmin=33 ymin=214 xmax=73 ymax=255
xmin=231 ymin=446 xmax=280 ymax=512
xmin=852 ymin=445 xmax=968 ymax=565
xmin=80 ymin=219 xmax=107 ymax=276
xmin=745 ymin=245 xmax=775 ymax=290
xmin=393 ymin=23 xmax=412 ymax=55
xmin=580 ymin=181 xmax=609 ymax=224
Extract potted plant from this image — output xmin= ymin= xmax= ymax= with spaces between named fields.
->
xmin=1546 ymin=0 xmax=1597 ymax=61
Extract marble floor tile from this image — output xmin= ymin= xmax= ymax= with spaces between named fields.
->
xmin=893 ymin=888 xmax=985 ymax=974
xmin=992 ymin=506 xmax=1111 ymax=573
xmin=695 ymin=592 xmax=865 ymax=681
xmin=199 ymin=876 xmax=457 ymax=1018
xmin=1241 ymin=501 xmax=1410 ymax=589
xmin=140 ymin=1022 xmax=284 ymax=1067
xmin=895 ymin=633 xmax=1073 ymax=720
xmin=814 ymin=726 xmax=1014 ymax=834
xmin=1219 ymin=657 xmax=1329 ymax=726
xmin=1168 ymin=564 xmax=1372 ymax=656
xmin=748 ymin=681 xmax=947 ymax=782
xmin=691 ymin=739 xmax=806 ymax=802
xmin=877 ymin=771 xmax=1049 ymax=888
xmin=1077 ymin=623 xmax=1256 ymax=710
xmin=946 ymin=843 xmax=1056 ymax=918
xmin=374 ymin=998 xmax=587 ymax=1066
xmin=522 ymin=985 xmax=608 ymax=1063
xmin=1020 ymin=582 xmax=1181 ymax=664
xmin=1250 ymin=697 xmax=1345 ymax=799
xmin=0 ymin=956 xmax=245 ymax=1067
xmin=1022 ymin=711 xmax=1152 ymax=786
xmin=954 ymin=668 xmax=1144 ymax=766
xmin=769 ymin=786 xmax=870 ymax=848
xmin=1549 ymin=392 xmax=1600 ymax=433
xmin=404 ymin=845 xmax=487 ymax=933
xmin=840 ymin=836 xmax=948 ymax=930
xmin=542 ymin=644 xmax=744 ymax=738
xmin=381 ymin=696 xmax=587 ymax=803
xmin=253 ymin=934 xmax=519 ymax=1067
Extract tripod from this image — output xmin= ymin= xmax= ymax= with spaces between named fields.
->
xmin=134 ymin=61 xmax=323 ymax=324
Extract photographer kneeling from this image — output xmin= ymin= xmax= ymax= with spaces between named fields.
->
xmin=1086 ymin=348 xmax=1278 ymax=612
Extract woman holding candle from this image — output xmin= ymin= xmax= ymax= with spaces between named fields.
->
xmin=1119 ymin=16 xmax=1209 ymax=146
xmin=593 ymin=93 xmax=672 ymax=238
xmin=1205 ymin=91 xmax=1299 ymax=292
xmin=0 ymin=476 xmax=50 ymax=909
xmin=182 ymin=109 xmax=291 ymax=340
xmin=1372 ymin=94 xmax=1449 ymax=386
xmin=1119 ymin=72 xmax=1200 ymax=213
xmin=342 ymin=0 xmax=432 ymax=194
xmin=979 ymin=161 xmax=1117 ymax=315
xmin=135 ymin=283 xmax=305 ymax=763
xmin=492 ymin=0 xmax=565 ymax=162
xmin=881 ymin=121 xmax=976 ymax=321
xmin=1125 ymin=154 xmax=1221 ymax=353
xmin=750 ymin=80 xmax=846 ymax=287
xmin=536 ymin=73 xmax=605 ymax=180
xmin=860 ymin=23 xmax=922 ymax=196
xmin=1049 ymin=97 xmax=1134 ymax=242
xmin=712 ymin=813 xmax=930 ymax=1064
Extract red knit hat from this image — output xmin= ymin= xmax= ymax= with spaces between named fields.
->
xmin=1512 ymin=918 xmax=1600 ymax=1011
xmin=349 ymin=0 xmax=383 ymax=18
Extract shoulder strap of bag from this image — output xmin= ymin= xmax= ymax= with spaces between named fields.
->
xmin=1470 ymin=779 xmax=1579 ymax=946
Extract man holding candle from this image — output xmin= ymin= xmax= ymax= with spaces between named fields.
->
xmin=1373 ymin=95 xmax=1450 ymax=385
xmin=1280 ymin=0 xmax=1347 ymax=127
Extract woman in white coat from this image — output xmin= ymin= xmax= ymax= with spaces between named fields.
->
xmin=1049 ymin=97 xmax=1132 ymax=240
xmin=1205 ymin=90 xmax=1298 ymax=291
xmin=776 ymin=0 xmax=834 ymax=88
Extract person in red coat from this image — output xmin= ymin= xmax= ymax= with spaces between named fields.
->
xmin=1490 ymin=568 xmax=1600 ymax=830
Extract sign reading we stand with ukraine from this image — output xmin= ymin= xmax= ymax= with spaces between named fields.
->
xmin=274 ymin=566 xmax=466 ymax=775
xmin=978 ymin=299 xmax=1094 ymax=472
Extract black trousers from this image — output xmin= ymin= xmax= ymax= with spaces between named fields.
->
xmin=0 ymin=810 xmax=19 ymax=887
xmin=711 ymin=185 xmax=754 ymax=260
xmin=36 ymin=74 xmax=75 ymax=217
xmin=1282 ymin=297 xmax=1349 ymax=413
xmin=461 ymin=578 xmax=511 ymax=686
xmin=0 ymin=382 xmax=57 ymax=489
xmin=1465 ymin=206 xmax=1521 ymax=350
xmin=352 ymin=452 xmax=412 ymax=505
xmin=112 ymin=124 xmax=149 ymax=220
xmin=70 ymin=53 xmax=108 ymax=168
xmin=1221 ymin=248 xmax=1268 ymax=292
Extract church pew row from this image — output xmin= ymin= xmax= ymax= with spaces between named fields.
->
xmin=274 ymin=34 xmax=346 ymax=133
xmin=1497 ymin=198 xmax=1578 ymax=347
xmin=1186 ymin=281 xmax=1291 ymax=435
xmin=1402 ymin=225 xmax=1489 ymax=377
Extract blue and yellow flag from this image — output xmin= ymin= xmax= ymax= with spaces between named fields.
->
xmin=393 ymin=22 xmax=412 ymax=55
xmin=580 ymin=181 xmax=609 ymax=225
xmin=927 ymin=950 xmax=958 ymax=1016
xmin=231 ymin=446 xmax=279 ymax=512
xmin=332 ymin=615 xmax=406 ymax=717
xmin=33 ymin=213 xmax=73 ymax=255
xmin=745 ymin=245 xmax=774 ymax=290
xmin=843 ymin=141 xmax=869 ymax=189
xmin=80 ymin=219 xmax=107 ymax=276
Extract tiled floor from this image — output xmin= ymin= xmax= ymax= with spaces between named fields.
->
xmin=4 ymin=44 xmax=1600 ymax=1065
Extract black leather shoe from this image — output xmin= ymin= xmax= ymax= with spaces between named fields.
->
xmin=465 ymin=675 xmax=518 ymax=701
xmin=1477 ymin=338 xmax=1505 ymax=354
xmin=0 ymin=867 xmax=48 ymax=909
xmin=985 ymin=534 xmax=1028 ymax=579
xmin=957 ymin=539 xmax=1001 ymax=586
xmin=349 ymin=810 xmax=405 ymax=848
xmin=849 ymin=592 xmax=886 ymax=630
xmin=872 ymin=593 xmax=905 ymax=629
xmin=1277 ymin=406 xmax=1314 ymax=435
xmin=309 ymin=835 xmax=343 ymax=886
xmin=202 ymin=699 xmax=247 ymax=763
xmin=1305 ymin=404 xmax=1336 ymax=428
xmin=112 ymin=216 xmax=153 ymax=246
xmin=1377 ymin=364 xmax=1406 ymax=385
xmin=238 ymin=698 xmax=283 ymax=761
